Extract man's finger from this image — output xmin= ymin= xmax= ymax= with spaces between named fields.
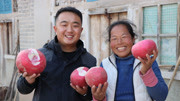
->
xmin=29 ymin=73 xmax=37 ymax=79
xmin=36 ymin=74 xmax=41 ymax=78
xmin=76 ymin=85 xmax=81 ymax=92
xmin=83 ymin=86 xmax=88 ymax=91
xmin=70 ymin=83 xmax=76 ymax=90
xmin=22 ymin=72 xmax=28 ymax=77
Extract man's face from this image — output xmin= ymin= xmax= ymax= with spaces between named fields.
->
xmin=54 ymin=12 xmax=83 ymax=48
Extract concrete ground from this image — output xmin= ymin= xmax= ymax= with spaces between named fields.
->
xmin=19 ymin=91 xmax=33 ymax=101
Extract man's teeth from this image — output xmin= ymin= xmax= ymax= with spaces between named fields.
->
xmin=117 ymin=47 xmax=125 ymax=50
xmin=66 ymin=35 xmax=73 ymax=38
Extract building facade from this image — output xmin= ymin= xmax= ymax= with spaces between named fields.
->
xmin=0 ymin=0 xmax=180 ymax=100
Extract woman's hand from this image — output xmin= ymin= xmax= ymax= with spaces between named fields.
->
xmin=91 ymin=82 xmax=108 ymax=101
xmin=138 ymin=50 xmax=158 ymax=75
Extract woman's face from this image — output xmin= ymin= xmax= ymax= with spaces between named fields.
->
xmin=110 ymin=24 xmax=135 ymax=58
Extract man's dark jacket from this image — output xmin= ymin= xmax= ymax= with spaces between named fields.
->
xmin=17 ymin=36 xmax=97 ymax=101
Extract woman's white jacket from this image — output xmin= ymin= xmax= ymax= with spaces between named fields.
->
xmin=101 ymin=54 xmax=152 ymax=101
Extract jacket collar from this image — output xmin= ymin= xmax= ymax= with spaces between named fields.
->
xmin=43 ymin=35 xmax=86 ymax=54
xmin=109 ymin=53 xmax=141 ymax=69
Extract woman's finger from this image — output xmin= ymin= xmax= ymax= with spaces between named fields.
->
xmin=91 ymin=85 xmax=97 ymax=94
xmin=102 ymin=82 xmax=108 ymax=93
xmin=96 ymin=83 xmax=102 ymax=94
xmin=138 ymin=56 xmax=145 ymax=64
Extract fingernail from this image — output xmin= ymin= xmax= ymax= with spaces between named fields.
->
xmin=150 ymin=55 xmax=154 ymax=58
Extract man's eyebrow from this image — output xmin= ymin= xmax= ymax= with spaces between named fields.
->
xmin=59 ymin=21 xmax=81 ymax=25
xmin=60 ymin=21 xmax=67 ymax=23
xmin=73 ymin=21 xmax=81 ymax=25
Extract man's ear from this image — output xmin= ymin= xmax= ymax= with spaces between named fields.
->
xmin=81 ymin=27 xmax=83 ymax=32
xmin=53 ymin=26 xmax=57 ymax=35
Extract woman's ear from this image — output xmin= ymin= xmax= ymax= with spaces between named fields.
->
xmin=133 ymin=37 xmax=135 ymax=45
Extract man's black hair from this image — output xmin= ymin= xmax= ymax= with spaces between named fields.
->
xmin=107 ymin=20 xmax=137 ymax=41
xmin=55 ymin=6 xmax=82 ymax=24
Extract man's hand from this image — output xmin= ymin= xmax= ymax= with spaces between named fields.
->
xmin=91 ymin=82 xmax=108 ymax=101
xmin=70 ymin=83 xmax=88 ymax=95
xmin=138 ymin=50 xmax=158 ymax=75
xmin=19 ymin=70 xmax=40 ymax=84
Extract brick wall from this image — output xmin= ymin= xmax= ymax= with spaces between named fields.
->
xmin=17 ymin=0 xmax=35 ymax=50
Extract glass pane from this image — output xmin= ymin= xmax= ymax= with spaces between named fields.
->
xmin=0 ymin=0 xmax=12 ymax=14
xmin=161 ymin=4 xmax=177 ymax=34
xmin=160 ymin=38 xmax=176 ymax=65
xmin=142 ymin=37 xmax=157 ymax=46
xmin=143 ymin=6 xmax=158 ymax=34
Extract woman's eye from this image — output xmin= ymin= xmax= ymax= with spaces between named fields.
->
xmin=111 ymin=38 xmax=117 ymax=41
xmin=122 ymin=36 xmax=126 ymax=38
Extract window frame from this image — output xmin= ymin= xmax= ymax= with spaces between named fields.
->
xmin=139 ymin=3 xmax=180 ymax=68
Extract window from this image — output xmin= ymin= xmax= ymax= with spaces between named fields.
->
xmin=142 ymin=4 xmax=179 ymax=67
xmin=0 ymin=22 xmax=13 ymax=55
xmin=0 ymin=0 xmax=12 ymax=14
xmin=87 ymin=0 xmax=97 ymax=2
xmin=55 ymin=0 xmax=85 ymax=6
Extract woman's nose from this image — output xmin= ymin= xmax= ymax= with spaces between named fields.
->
xmin=117 ymin=38 xmax=123 ymax=43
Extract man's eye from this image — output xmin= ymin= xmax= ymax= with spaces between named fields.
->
xmin=62 ymin=24 xmax=67 ymax=26
xmin=73 ymin=25 xmax=79 ymax=27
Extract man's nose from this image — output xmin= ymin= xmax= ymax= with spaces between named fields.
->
xmin=67 ymin=25 xmax=73 ymax=32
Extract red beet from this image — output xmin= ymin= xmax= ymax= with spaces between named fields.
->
xmin=16 ymin=49 xmax=46 ymax=75
xmin=131 ymin=39 xmax=157 ymax=59
xmin=85 ymin=66 xmax=107 ymax=87
xmin=70 ymin=67 xmax=89 ymax=87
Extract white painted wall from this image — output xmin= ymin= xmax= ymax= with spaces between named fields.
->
xmin=34 ymin=0 xmax=51 ymax=49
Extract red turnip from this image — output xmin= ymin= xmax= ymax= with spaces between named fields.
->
xmin=16 ymin=49 xmax=46 ymax=75
xmin=70 ymin=67 xmax=89 ymax=87
xmin=131 ymin=39 xmax=157 ymax=59
xmin=85 ymin=66 xmax=107 ymax=87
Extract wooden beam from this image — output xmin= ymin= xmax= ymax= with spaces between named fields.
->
xmin=157 ymin=4 xmax=161 ymax=64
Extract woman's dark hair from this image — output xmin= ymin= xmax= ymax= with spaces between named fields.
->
xmin=107 ymin=20 xmax=137 ymax=41
xmin=55 ymin=6 xmax=82 ymax=24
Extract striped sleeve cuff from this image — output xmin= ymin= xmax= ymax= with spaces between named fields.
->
xmin=139 ymin=68 xmax=158 ymax=87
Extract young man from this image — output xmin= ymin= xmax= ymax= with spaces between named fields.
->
xmin=17 ymin=6 xmax=96 ymax=101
